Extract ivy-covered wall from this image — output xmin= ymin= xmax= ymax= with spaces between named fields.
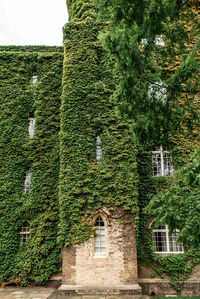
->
xmin=59 ymin=20 xmax=139 ymax=246
xmin=0 ymin=47 xmax=63 ymax=285
xmin=0 ymin=1 xmax=199 ymax=292
xmin=59 ymin=1 xmax=200 ymax=294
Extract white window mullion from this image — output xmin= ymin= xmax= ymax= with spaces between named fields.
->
xmin=160 ymin=145 xmax=164 ymax=176
xmin=166 ymin=225 xmax=170 ymax=252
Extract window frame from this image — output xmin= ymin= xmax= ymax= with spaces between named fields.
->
xmin=93 ymin=215 xmax=106 ymax=258
xmin=153 ymin=225 xmax=184 ymax=254
xmin=96 ymin=135 xmax=102 ymax=164
xmin=20 ymin=226 xmax=30 ymax=246
xmin=28 ymin=118 xmax=35 ymax=138
xmin=147 ymin=81 xmax=167 ymax=103
xmin=152 ymin=145 xmax=174 ymax=177
xmin=24 ymin=172 xmax=32 ymax=193
xmin=32 ymin=73 xmax=37 ymax=84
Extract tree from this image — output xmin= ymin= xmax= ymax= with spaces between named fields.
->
xmin=145 ymin=148 xmax=200 ymax=247
xmin=95 ymin=0 xmax=199 ymax=142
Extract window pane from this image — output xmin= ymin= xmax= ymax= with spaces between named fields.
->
xmin=96 ymin=136 xmax=102 ymax=164
xmin=24 ymin=172 xmax=31 ymax=193
xmin=94 ymin=216 xmax=105 ymax=255
xmin=154 ymin=231 xmax=167 ymax=252
xmin=152 ymin=146 xmax=173 ymax=177
xmin=32 ymin=73 xmax=37 ymax=84
xmin=148 ymin=82 xmax=167 ymax=103
xmin=169 ymin=233 xmax=183 ymax=252
xmin=152 ymin=153 xmax=162 ymax=176
xmin=154 ymin=226 xmax=184 ymax=253
xmin=28 ymin=118 xmax=35 ymax=138
xmin=20 ymin=226 xmax=29 ymax=246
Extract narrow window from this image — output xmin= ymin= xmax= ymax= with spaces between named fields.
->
xmin=28 ymin=118 xmax=35 ymax=138
xmin=94 ymin=216 xmax=105 ymax=256
xmin=20 ymin=226 xmax=29 ymax=246
xmin=152 ymin=145 xmax=174 ymax=176
xmin=32 ymin=73 xmax=37 ymax=84
xmin=153 ymin=225 xmax=183 ymax=253
xmin=96 ymin=136 xmax=102 ymax=164
xmin=24 ymin=172 xmax=31 ymax=193
xmin=148 ymin=81 xmax=167 ymax=103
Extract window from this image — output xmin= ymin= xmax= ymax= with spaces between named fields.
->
xmin=94 ymin=216 xmax=105 ymax=256
xmin=152 ymin=145 xmax=174 ymax=176
xmin=153 ymin=225 xmax=184 ymax=253
xmin=148 ymin=81 xmax=167 ymax=103
xmin=141 ymin=36 xmax=165 ymax=47
xmin=155 ymin=36 xmax=165 ymax=46
xmin=24 ymin=172 xmax=31 ymax=193
xmin=32 ymin=73 xmax=37 ymax=84
xmin=28 ymin=118 xmax=35 ymax=138
xmin=20 ymin=226 xmax=30 ymax=246
xmin=96 ymin=136 xmax=102 ymax=164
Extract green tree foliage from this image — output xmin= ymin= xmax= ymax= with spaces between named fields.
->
xmin=95 ymin=0 xmax=199 ymax=142
xmin=145 ymin=148 xmax=200 ymax=247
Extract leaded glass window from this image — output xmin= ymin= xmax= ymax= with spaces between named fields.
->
xmin=94 ymin=216 xmax=105 ymax=255
xmin=153 ymin=225 xmax=183 ymax=253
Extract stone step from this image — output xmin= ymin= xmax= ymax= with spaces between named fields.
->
xmin=48 ymin=292 xmax=149 ymax=299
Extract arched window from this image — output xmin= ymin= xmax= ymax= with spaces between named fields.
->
xmin=94 ymin=216 xmax=105 ymax=255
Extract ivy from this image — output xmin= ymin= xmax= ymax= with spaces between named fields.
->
xmin=0 ymin=48 xmax=63 ymax=285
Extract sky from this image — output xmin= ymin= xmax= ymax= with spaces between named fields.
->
xmin=0 ymin=0 xmax=68 ymax=46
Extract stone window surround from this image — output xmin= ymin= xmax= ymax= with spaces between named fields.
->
xmin=92 ymin=212 xmax=109 ymax=261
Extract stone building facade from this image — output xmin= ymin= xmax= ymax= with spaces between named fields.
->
xmin=0 ymin=0 xmax=200 ymax=296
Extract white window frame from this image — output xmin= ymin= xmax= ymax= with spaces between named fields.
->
xmin=153 ymin=225 xmax=184 ymax=254
xmin=24 ymin=172 xmax=31 ymax=193
xmin=152 ymin=145 xmax=174 ymax=177
xmin=28 ymin=118 xmax=35 ymax=138
xmin=94 ymin=216 xmax=106 ymax=256
xmin=32 ymin=73 xmax=37 ymax=84
xmin=20 ymin=226 xmax=30 ymax=246
xmin=96 ymin=136 xmax=102 ymax=164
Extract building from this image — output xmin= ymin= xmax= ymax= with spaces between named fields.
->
xmin=0 ymin=1 xmax=199 ymax=296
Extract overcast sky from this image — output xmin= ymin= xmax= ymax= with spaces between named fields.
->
xmin=0 ymin=0 xmax=68 ymax=46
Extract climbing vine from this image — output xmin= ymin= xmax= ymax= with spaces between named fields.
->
xmin=0 ymin=0 xmax=199 ymax=292
xmin=0 ymin=46 xmax=63 ymax=285
xmin=59 ymin=20 xmax=139 ymax=246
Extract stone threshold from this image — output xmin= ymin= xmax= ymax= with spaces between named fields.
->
xmin=47 ymin=284 xmax=143 ymax=298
